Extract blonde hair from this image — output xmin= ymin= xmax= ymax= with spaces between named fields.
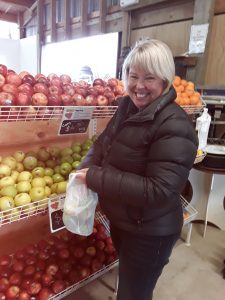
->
xmin=122 ymin=39 xmax=175 ymax=94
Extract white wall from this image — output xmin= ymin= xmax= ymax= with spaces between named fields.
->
xmin=0 ymin=36 xmax=37 ymax=75
xmin=0 ymin=38 xmax=20 ymax=72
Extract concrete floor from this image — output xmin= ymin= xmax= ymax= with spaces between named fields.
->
xmin=64 ymin=223 xmax=225 ymax=300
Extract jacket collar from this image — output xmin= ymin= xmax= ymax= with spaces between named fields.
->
xmin=120 ymin=87 xmax=177 ymax=123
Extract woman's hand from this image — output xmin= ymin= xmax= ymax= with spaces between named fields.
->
xmin=75 ymin=168 xmax=89 ymax=184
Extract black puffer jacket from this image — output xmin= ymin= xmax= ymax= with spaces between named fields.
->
xmin=79 ymin=88 xmax=198 ymax=236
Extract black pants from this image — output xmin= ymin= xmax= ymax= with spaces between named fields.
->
xmin=110 ymin=225 xmax=180 ymax=300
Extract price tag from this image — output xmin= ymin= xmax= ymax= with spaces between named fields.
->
xmin=58 ymin=107 xmax=94 ymax=135
xmin=48 ymin=197 xmax=65 ymax=233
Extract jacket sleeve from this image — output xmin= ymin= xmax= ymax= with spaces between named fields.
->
xmin=86 ymin=115 xmax=198 ymax=209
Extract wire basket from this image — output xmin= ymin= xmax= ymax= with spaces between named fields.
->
xmin=181 ymin=195 xmax=198 ymax=225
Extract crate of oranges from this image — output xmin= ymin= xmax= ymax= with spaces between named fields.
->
xmin=173 ymin=76 xmax=205 ymax=114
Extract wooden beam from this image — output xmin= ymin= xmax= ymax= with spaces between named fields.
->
xmin=50 ymin=0 xmax=57 ymax=42
xmin=0 ymin=10 xmax=17 ymax=22
xmin=1 ymin=0 xmax=34 ymax=7
xmin=80 ymin=0 xmax=88 ymax=36
xmin=121 ymin=11 xmax=131 ymax=48
xmin=23 ymin=1 xmax=37 ymax=26
xmin=18 ymin=12 xmax=24 ymax=38
xmin=187 ymin=0 xmax=215 ymax=85
xmin=99 ymin=0 xmax=107 ymax=33
xmin=63 ymin=0 xmax=70 ymax=40
xmin=120 ymin=0 xmax=171 ymax=11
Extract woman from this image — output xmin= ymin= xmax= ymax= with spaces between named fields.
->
xmin=77 ymin=39 xmax=198 ymax=300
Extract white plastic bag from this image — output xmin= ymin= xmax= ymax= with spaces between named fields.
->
xmin=196 ymin=108 xmax=211 ymax=150
xmin=63 ymin=172 xmax=98 ymax=236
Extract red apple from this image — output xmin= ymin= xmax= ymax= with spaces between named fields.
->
xmin=47 ymin=236 xmax=60 ymax=246
xmin=36 ymin=259 xmax=46 ymax=272
xmin=60 ymin=94 xmax=74 ymax=106
xmin=6 ymin=73 xmax=22 ymax=86
xmin=47 ymin=73 xmax=58 ymax=81
xmin=24 ymin=266 xmax=36 ymax=277
xmin=38 ymin=251 xmax=50 ymax=261
xmin=0 ymin=292 xmax=5 ymax=300
xmin=26 ymin=255 xmax=37 ymax=266
xmin=0 ymin=266 xmax=11 ymax=278
xmin=48 ymin=85 xmax=62 ymax=96
xmin=96 ymin=223 xmax=106 ymax=233
xmin=95 ymin=240 xmax=105 ymax=251
xmin=72 ymin=93 xmax=85 ymax=106
xmin=35 ymin=73 xmax=47 ymax=84
xmin=114 ymin=85 xmax=125 ymax=96
xmin=75 ymin=87 xmax=88 ymax=98
xmin=0 ymin=64 xmax=7 ymax=77
xmin=22 ymin=74 xmax=35 ymax=86
xmin=0 ymin=74 xmax=5 ymax=88
xmin=18 ymin=83 xmax=33 ymax=95
xmin=93 ymin=78 xmax=105 ymax=86
xmin=48 ymin=95 xmax=62 ymax=106
xmin=63 ymin=84 xmax=75 ymax=96
xmin=6 ymin=285 xmax=20 ymax=299
xmin=41 ymin=274 xmax=53 ymax=287
xmin=32 ymin=93 xmax=48 ymax=106
xmin=19 ymin=71 xmax=30 ymax=79
xmin=94 ymin=84 xmax=105 ymax=95
xmin=80 ymin=254 xmax=92 ymax=267
xmin=33 ymin=271 xmax=43 ymax=282
xmin=79 ymin=267 xmax=91 ymax=279
xmin=18 ymin=290 xmax=31 ymax=300
xmin=107 ymin=78 xmax=118 ymax=88
xmin=96 ymin=231 xmax=108 ymax=240
xmin=33 ymin=83 xmax=49 ymax=96
xmin=27 ymin=281 xmax=42 ymax=296
xmin=16 ymin=92 xmax=31 ymax=106
xmin=91 ymin=258 xmax=103 ymax=273
xmin=0 ymin=255 xmax=11 ymax=267
xmin=96 ymin=250 xmax=106 ymax=264
xmin=21 ymin=278 xmax=33 ymax=290
xmin=0 ymin=278 xmax=9 ymax=292
xmin=86 ymin=246 xmax=96 ymax=257
xmin=105 ymin=254 xmax=116 ymax=265
xmin=2 ymin=83 xmax=18 ymax=96
xmin=11 ymin=260 xmax=25 ymax=272
xmin=58 ymin=249 xmax=70 ymax=260
xmin=105 ymin=237 xmax=113 ymax=246
xmin=50 ymin=77 xmax=62 ymax=87
xmin=7 ymin=69 xmax=16 ymax=74
xmin=9 ymin=273 xmax=23 ymax=286
xmin=87 ymin=87 xmax=98 ymax=97
xmin=15 ymin=250 xmax=26 ymax=261
xmin=38 ymin=287 xmax=54 ymax=300
xmin=51 ymin=280 xmax=66 ymax=294
xmin=103 ymin=90 xmax=115 ymax=104
xmin=73 ymin=247 xmax=85 ymax=259
xmin=60 ymin=74 xmax=71 ymax=85
xmin=46 ymin=264 xmax=58 ymax=276
xmin=59 ymin=261 xmax=71 ymax=276
xmin=85 ymin=95 xmax=97 ymax=106
xmin=97 ymin=95 xmax=108 ymax=106
xmin=78 ymin=80 xmax=89 ymax=88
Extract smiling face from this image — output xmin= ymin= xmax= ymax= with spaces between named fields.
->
xmin=127 ymin=66 xmax=164 ymax=109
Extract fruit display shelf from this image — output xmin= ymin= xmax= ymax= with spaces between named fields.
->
xmin=181 ymin=195 xmax=198 ymax=225
xmin=0 ymin=106 xmax=118 ymax=122
xmin=0 ymin=101 xmax=205 ymax=122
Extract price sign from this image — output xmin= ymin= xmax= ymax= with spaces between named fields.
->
xmin=48 ymin=197 xmax=65 ymax=233
xmin=58 ymin=107 xmax=94 ymax=135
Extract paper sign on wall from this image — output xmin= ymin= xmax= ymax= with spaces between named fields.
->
xmin=188 ymin=24 xmax=209 ymax=54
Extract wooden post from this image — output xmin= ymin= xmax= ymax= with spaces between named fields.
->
xmin=186 ymin=0 xmax=215 ymax=84
xmin=64 ymin=0 xmax=71 ymax=40
xmin=99 ymin=0 xmax=107 ymax=34
xmin=37 ymin=0 xmax=44 ymax=73
xmin=18 ymin=12 xmax=24 ymax=39
xmin=81 ymin=0 xmax=88 ymax=36
xmin=121 ymin=11 xmax=131 ymax=48
xmin=51 ymin=0 xmax=57 ymax=43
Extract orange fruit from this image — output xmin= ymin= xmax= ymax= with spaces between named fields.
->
xmin=173 ymin=76 xmax=181 ymax=86
xmin=180 ymin=97 xmax=190 ymax=106
xmin=190 ymin=95 xmax=199 ymax=105
xmin=176 ymin=85 xmax=185 ymax=93
xmin=181 ymin=79 xmax=188 ymax=87
xmin=185 ymin=87 xmax=194 ymax=97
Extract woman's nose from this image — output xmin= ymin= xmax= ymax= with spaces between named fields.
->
xmin=136 ymin=78 xmax=145 ymax=88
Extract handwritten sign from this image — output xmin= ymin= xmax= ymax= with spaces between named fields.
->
xmin=58 ymin=107 xmax=94 ymax=135
xmin=188 ymin=24 xmax=209 ymax=54
xmin=48 ymin=198 xmax=65 ymax=233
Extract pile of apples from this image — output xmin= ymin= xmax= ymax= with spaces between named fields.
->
xmin=0 ymin=223 xmax=118 ymax=299
xmin=0 ymin=64 xmax=125 ymax=114
xmin=0 ymin=137 xmax=95 ymax=221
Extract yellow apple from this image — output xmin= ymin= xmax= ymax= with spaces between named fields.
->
xmin=0 ymin=164 xmax=12 ymax=178
xmin=29 ymin=186 xmax=46 ymax=202
xmin=0 ymin=185 xmax=17 ymax=198
xmin=17 ymin=171 xmax=32 ymax=182
xmin=0 ymin=196 xmax=15 ymax=211
xmin=0 ymin=176 xmax=15 ymax=188
xmin=16 ymin=181 xmax=32 ymax=193
xmin=14 ymin=193 xmax=31 ymax=206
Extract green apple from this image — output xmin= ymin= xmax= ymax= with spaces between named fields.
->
xmin=54 ymin=166 xmax=60 ymax=174
xmin=23 ymin=156 xmax=38 ymax=171
xmin=56 ymin=181 xmax=67 ymax=194
xmin=17 ymin=171 xmax=32 ymax=182
xmin=61 ymin=155 xmax=73 ymax=164
xmin=31 ymin=177 xmax=46 ymax=188
xmin=25 ymin=151 xmax=37 ymax=158
xmin=44 ymin=168 xmax=54 ymax=177
xmin=11 ymin=170 xmax=19 ymax=182
xmin=0 ymin=176 xmax=15 ymax=188
xmin=23 ymin=203 xmax=37 ymax=215
xmin=61 ymin=147 xmax=73 ymax=157
xmin=71 ymin=145 xmax=81 ymax=154
xmin=16 ymin=162 xmax=24 ymax=172
xmin=43 ymin=176 xmax=53 ymax=187
xmin=14 ymin=193 xmax=31 ymax=206
xmin=72 ymin=161 xmax=81 ymax=170
xmin=60 ymin=162 xmax=72 ymax=176
xmin=52 ymin=173 xmax=65 ymax=183
xmin=71 ymin=141 xmax=81 ymax=148
xmin=48 ymin=146 xmax=61 ymax=158
xmin=37 ymin=147 xmax=50 ymax=162
xmin=13 ymin=151 xmax=25 ymax=162
xmin=0 ymin=164 xmax=11 ymax=178
xmin=0 ymin=185 xmax=17 ymax=198
xmin=0 ymin=196 xmax=15 ymax=211
xmin=45 ymin=160 xmax=56 ymax=168
xmin=32 ymin=167 xmax=45 ymax=178
xmin=81 ymin=150 xmax=88 ymax=157
xmin=2 ymin=156 xmax=17 ymax=170
xmin=72 ymin=153 xmax=82 ymax=161
xmin=45 ymin=186 xmax=51 ymax=197
xmin=37 ymin=160 xmax=46 ymax=168
xmin=16 ymin=181 xmax=31 ymax=193
xmin=29 ymin=186 xmax=46 ymax=202
xmin=50 ymin=183 xmax=58 ymax=193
